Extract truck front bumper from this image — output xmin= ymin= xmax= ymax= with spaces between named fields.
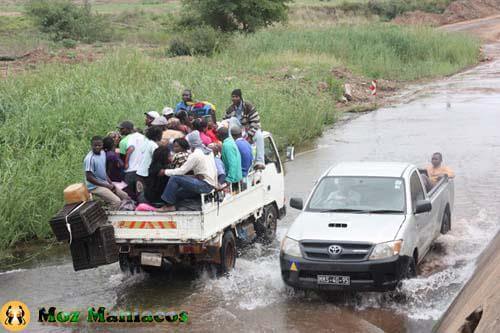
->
xmin=280 ymin=253 xmax=410 ymax=292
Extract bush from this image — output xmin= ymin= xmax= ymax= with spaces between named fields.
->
xmin=61 ymin=38 xmax=77 ymax=48
xmin=25 ymin=0 xmax=113 ymax=43
xmin=168 ymin=26 xmax=231 ymax=57
xmin=337 ymin=0 xmax=454 ymax=21
xmin=182 ymin=0 xmax=292 ymax=33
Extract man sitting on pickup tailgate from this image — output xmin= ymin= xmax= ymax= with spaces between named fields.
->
xmin=427 ymin=152 xmax=455 ymax=186
xmin=158 ymin=132 xmax=218 ymax=212
xmin=84 ymin=136 xmax=130 ymax=209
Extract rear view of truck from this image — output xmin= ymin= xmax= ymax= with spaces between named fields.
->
xmin=110 ymin=132 xmax=286 ymax=274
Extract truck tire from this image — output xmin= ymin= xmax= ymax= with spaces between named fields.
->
xmin=255 ymin=204 xmax=278 ymax=244
xmin=119 ymin=253 xmax=135 ymax=275
xmin=403 ymin=256 xmax=417 ymax=279
xmin=217 ymin=230 xmax=236 ymax=274
xmin=440 ymin=209 xmax=451 ymax=234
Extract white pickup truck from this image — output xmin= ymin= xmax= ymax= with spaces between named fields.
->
xmin=109 ymin=132 xmax=286 ymax=274
xmin=280 ymin=162 xmax=454 ymax=292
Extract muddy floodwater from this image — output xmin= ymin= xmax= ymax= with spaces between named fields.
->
xmin=2 ymin=35 xmax=500 ymax=333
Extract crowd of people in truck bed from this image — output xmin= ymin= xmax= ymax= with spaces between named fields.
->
xmin=83 ymin=89 xmax=265 ymax=212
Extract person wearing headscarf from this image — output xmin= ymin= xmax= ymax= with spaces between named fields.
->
xmin=158 ymin=131 xmax=218 ymax=211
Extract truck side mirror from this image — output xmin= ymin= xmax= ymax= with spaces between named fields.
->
xmin=415 ymin=199 xmax=432 ymax=214
xmin=290 ymin=198 xmax=303 ymax=210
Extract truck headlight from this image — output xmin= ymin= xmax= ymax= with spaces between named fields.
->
xmin=369 ymin=240 xmax=403 ymax=260
xmin=281 ymin=237 xmax=302 ymax=257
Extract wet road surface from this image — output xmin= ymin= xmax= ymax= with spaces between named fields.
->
xmin=2 ymin=21 xmax=500 ymax=333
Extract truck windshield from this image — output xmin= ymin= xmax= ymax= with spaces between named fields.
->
xmin=306 ymin=176 xmax=405 ymax=213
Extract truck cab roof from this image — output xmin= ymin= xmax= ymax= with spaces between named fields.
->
xmin=326 ymin=162 xmax=412 ymax=178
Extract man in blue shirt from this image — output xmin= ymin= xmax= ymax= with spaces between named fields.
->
xmin=174 ymin=89 xmax=194 ymax=114
xmin=231 ymin=126 xmax=253 ymax=177
xmin=84 ymin=136 xmax=129 ymax=209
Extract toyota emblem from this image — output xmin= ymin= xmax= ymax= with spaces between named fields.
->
xmin=328 ymin=245 xmax=343 ymax=256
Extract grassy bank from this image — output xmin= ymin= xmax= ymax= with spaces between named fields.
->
xmin=0 ymin=23 xmax=480 ymax=250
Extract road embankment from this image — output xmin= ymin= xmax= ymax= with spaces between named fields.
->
xmin=434 ymin=231 xmax=500 ymax=332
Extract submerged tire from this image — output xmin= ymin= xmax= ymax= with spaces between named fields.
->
xmin=217 ymin=230 xmax=236 ymax=274
xmin=403 ymin=256 xmax=417 ymax=279
xmin=119 ymin=253 xmax=134 ymax=275
xmin=440 ymin=209 xmax=451 ymax=234
xmin=255 ymin=204 xmax=278 ymax=243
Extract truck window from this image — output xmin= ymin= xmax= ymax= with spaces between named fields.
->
xmin=307 ymin=176 xmax=405 ymax=213
xmin=410 ymin=171 xmax=425 ymax=212
xmin=264 ymin=137 xmax=282 ymax=173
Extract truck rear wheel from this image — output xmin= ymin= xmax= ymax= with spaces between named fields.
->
xmin=440 ymin=209 xmax=451 ymax=234
xmin=217 ymin=230 xmax=236 ymax=274
xmin=255 ymin=205 xmax=278 ymax=244
xmin=119 ymin=253 xmax=136 ymax=275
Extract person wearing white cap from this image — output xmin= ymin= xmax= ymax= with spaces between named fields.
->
xmin=151 ymin=116 xmax=168 ymax=127
xmin=144 ymin=111 xmax=160 ymax=128
xmin=162 ymin=107 xmax=175 ymax=121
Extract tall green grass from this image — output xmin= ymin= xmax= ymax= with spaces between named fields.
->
xmin=0 ymin=24 xmax=479 ymax=249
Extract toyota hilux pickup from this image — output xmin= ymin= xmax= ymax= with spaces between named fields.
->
xmin=280 ymin=162 xmax=454 ymax=292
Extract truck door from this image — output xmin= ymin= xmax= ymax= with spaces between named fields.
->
xmin=410 ymin=170 xmax=433 ymax=260
xmin=262 ymin=135 xmax=285 ymax=210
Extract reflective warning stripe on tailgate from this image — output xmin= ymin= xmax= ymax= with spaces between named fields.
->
xmin=117 ymin=221 xmax=177 ymax=229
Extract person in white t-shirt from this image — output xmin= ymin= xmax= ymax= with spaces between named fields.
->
xmin=122 ymin=125 xmax=146 ymax=198
xmin=136 ymin=126 xmax=163 ymax=200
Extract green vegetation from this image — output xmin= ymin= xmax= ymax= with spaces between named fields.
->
xmin=182 ymin=0 xmax=291 ymax=33
xmin=167 ymin=26 xmax=231 ymax=56
xmin=0 ymin=23 xmax=480 ymax=249
xmin=25 ymin=0 xmax=113 ymax=42
xmin=337 ymin=0 xmax=454 ymax=20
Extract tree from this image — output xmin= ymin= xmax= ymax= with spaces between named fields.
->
xmin=182 ymin=0 xmax=291 ymax=33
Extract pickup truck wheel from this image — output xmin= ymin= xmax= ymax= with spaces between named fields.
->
xmin=218 ymin=230 xmax=236 ymax=274
xmin=255 ymin=205 xmax=278 ymax=243
xmin=440 ymin=209 xmax=451 ymax=234
xmin=403 ymin=257 xmax=417 ymax=279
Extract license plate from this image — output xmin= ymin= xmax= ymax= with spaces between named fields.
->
xmin=317 ymin=275 xmax=350 ymax=286
xmin=141 ymin=252 xmax=162 ymax=267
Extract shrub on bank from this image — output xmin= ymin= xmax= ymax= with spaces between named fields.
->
xmin=25 ymin=0 xmax=113 ymax=43
xmin=182 ymin=0 xmax=292 ymax=33
xmin=167 ymin=26 xmax=231 ymax=57
xmin=338 ymin=0 xmax=453 ymax=20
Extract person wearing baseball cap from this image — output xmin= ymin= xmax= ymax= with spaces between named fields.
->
xmin=117 ymin=120 xmax=146 ymax=199
xmin=162 ymin=107 xmax=175 ymax=121
xmin=144 ymin=111 xmax=160 ymax=128
xmin=117 ymin=121 xmax=134 ymax=157
xmin=151 ymin=116 xmax=168 ymax=127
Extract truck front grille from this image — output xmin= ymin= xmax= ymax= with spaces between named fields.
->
xmin=300 ymin=241 xmax=373 ymax=261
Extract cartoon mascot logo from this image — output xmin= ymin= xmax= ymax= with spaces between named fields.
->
xmin=1 ymin=301 xmax=30 ymax=332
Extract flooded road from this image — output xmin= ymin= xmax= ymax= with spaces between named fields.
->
xmin=2 ymin=21 xmax=500 ymax=333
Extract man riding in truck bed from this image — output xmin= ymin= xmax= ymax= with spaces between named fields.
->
xmin=224 ymin=89 xmax=265 ymax=170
